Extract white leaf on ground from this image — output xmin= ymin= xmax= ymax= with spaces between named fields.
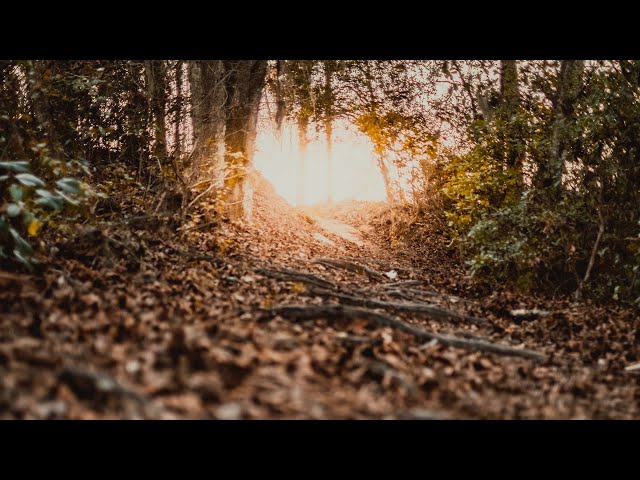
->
xmin=384 ymin=270 xmax=398 ymax=280
xmin=625 ymin=362 xmax=640 ymax=372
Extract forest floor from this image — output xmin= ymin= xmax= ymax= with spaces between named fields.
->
xmin=1 ymin=172 xmax=639 ymax=419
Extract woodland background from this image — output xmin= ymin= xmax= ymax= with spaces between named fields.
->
xmin=2 ymin=60 xmax=639 ymax=307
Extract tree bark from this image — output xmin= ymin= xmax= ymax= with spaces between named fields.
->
xmin=188 ymin=60 xmax=226 ymax=183
xmin=188 ymin=61 xmax=204 ymax=148
xmin=222 ymin=60 xmax=269 ymax=220
xmin=324 ymin=61 xmax=334 ymax=204
xmin=296 ymin=113 xmax=309 ymax=206
xmin=144 ymin=60 xmax=168 ymax=163
xmin=26 ymin=61 xmax=61 ymax=155
xmin=377 ymin=151 xmax=394 ymax=203
xmin=174 ymin=61 xmax=183 ymax=159
xmin=500 ymin=60 xmax=524 ymax=192
xmin=269 ymin=304 xmax=545 ymax=361
xmin=275 ymin=60 xmax=285 ymax=136
xmin=534 ymin=60 xmax=584 ymax=199
xmin=0 ymin=62 xmax=27 ymax=158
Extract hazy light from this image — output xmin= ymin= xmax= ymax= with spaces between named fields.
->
xmin=254 ymin=120 xmax=387 ymax=206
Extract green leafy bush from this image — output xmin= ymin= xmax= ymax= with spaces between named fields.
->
xmin=441 ymin=146 xmax=516 ymax=237
xmin=0 ymin=147 xmax=90 ymax=270
xmin=437 ymin=62 xmax=640 ymax=307
xmin=460 ymin=193 xmax=640 ymax=305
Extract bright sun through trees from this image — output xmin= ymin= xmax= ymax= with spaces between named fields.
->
xmin=254 ymin=119 xmax=387 ymax=206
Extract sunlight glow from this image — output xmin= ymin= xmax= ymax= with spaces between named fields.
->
xmin=254 ymin=120 xmax=388 ymax=206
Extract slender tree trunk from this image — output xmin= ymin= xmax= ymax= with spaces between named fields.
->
xmin=326 ymin=119 xmax=333 ymax=204
xmin=222 ymin=60 xmax=268 ymax=220
xmin=296 ymin=114 xmax=309 ymax=206
xmin=500 ymin=60 xmax=524 ymax=192
xmin=205 ymin=61 xmax=227 ymax=187
xmin=534 ymin=60 xmax=584 ymax=199
xmin=501 ymin=61 xmax=519 ymax=110
xmin=275 ymin=60 xmax=285 ymax=137
xmin=144 ymin=60 xmax=167 ymax=163
xmin=362 ymin=61 xmax=396 ymax=203
xmin=188 ymin=60 xmax=227 ymax=185
xmin=0 ymin=61 xmax=27 ymax=158
xmin=174 ymin=61 xmax=183 ymax=159
xmin=27 ymin=61 xmax=61 ymax=155
xmin=324 ymin=62 xmax=334 ymax=204
xmin=376 ymin=148 xmax=394 ymax=203
xmin=188 ymin=61 xmax=204 ymax=150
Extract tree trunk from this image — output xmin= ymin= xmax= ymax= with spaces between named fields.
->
xmin=26 ymin=61 xmax=61 ymax=155
xmin=0 ymin=61 xmax=28 ymax=158
xmin=144 ymin=60 xmax=167 ymax=163
xmin=188 ymin=60 xmax=226 ymax=183
xmin=500 ymin=60 xmax=524 ymax=192
xmin=534 ymin=60 xmax=584 ymax=199
xmin=377 ymin=151 xmax=394 ymax=203
xmin=296 ymin=114 xmax=309 ymax=206
xmin=326 ymin=119 xmax=333 ymax=204
xmin=188 ymin=61 xmax=204 ymax=149
xmin=324 ymin=62 xmax=334 ymax=204
xmin=222 ymin=60 xmax=269 ymax=220
xmin=174 ymin=61 xmax=183 ymax=159
xmin=275 ymin=60 xmax=285 ymax=137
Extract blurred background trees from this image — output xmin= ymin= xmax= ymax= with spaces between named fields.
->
xmin=2 ymin=59 xmax=640 ymax=307
xmin=432 ymin=60 xmax=640 ymax=306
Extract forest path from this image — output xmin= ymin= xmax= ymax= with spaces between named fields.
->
xmin=1 ymin=173 xmax=638 ymax=419
xmin=312 ymin=216 xmax=366 ymax=248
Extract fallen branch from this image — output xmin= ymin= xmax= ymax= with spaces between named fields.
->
xmin=509 ymin=308 xmax=551 ymax=320
xmin=308 ymin=287 xmax=488 ymax=327
xmin=58 ymin=364 xmax=169 ymax=418
xmin=59 ymin=365 xmax=148 ymax=404
xmin=339 ymin=255 xmax=405 ymax=273
xmin=312 ymin=257 xmax=386 ymax=281
xmin=383 ymin=280 xmax=424 ymax=288
xmin=384 ymin=287 xmax=473 ymax=307
xmin=256 ymin=267 xmax=338 ymax=291
xmin=268 ymin=304 xmax=545 ymax=361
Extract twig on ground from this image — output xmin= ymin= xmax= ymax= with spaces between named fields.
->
xmin=267 ymin=304 xmax=546 ymax=361
xmin=312 ymin=257 xmax=386 ymax=281
xmin=256 ymin=267 xmax=338 ymax=291
xmin=308 ymin=287 xmax=488 ymax=327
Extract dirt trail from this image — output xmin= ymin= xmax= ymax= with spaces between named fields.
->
xmin=312 ymin=216 xmax=366 ymax=248
xmin=1 ymin=173 xmax=639 ymax=419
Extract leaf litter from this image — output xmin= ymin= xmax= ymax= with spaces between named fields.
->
xmin=0 ymin=172 xmax=639 ymax=419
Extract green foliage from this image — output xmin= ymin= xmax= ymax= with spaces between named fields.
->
xmin=0 ymin=149 xmax=91 ymax=270
xmin=460 ymin=193 xmax=640 ymax=305
xmin=439 ymin=60 xmax=640 ymax=307
xmin=461 ymin=195 xmax=579 ymax=291
xmin=441 ymin=106 xmax=530 ymax=236
xmin=441 ymin=146 xmax=516 ymax=236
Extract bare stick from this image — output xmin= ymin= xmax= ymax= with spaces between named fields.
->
xmin=384 ymin=288 xmax=474 ymax=307
xmin=575 ymin=205 xmax=605 ymax=300
xmin=383 ymin=280 xmax=424 ymax=288
xmin=268 ymin=304 xmax=545 ymax=361
xmin=256 ymin=267 xmax=338 ymax=291
xmin=312 ymin=257 xmax=386 ymax=281
xmin=308 ymin=287 xmax=488 ymax=327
